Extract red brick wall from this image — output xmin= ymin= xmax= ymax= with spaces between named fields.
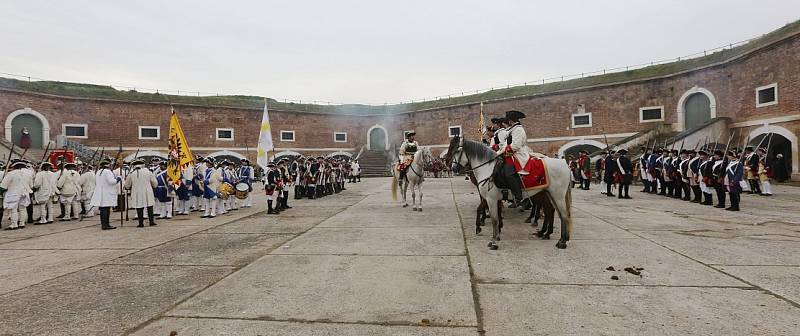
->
xmin=1 ymin=32 xmax=799 ymax=164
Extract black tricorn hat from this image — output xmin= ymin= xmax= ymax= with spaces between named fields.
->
xmin=698 ymin=150 xmax=708 ymax=156
xmin=11 ymin=161 xmax=27 ymax=169
xmin=131 ymin=159 xmax=146 ymax=166
xmin=713 ymin=150 xmax=724 ymax=157
xmin=406 ymin=131 xmax=416 ymax=138
xmin=617 ymin=149 xmax=628 ymax=155
xmin=505 ymin=110 xmax=526 ymax=120
xmin=40 ymin=162 xmax=53 ymax=169
xmin=490 ymin=117 xmax=506 ymax=124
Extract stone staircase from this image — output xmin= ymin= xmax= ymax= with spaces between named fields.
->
xmin=0 ymin=137 xmax=50 ymax=163
xmin=358 ymin=150 xmax=392 ymax=177
xmin=591 ymin=118 xmax=730 ymax=160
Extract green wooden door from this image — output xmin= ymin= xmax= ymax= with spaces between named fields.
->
xmin=684 ymin=93 xmax=711 ymax=130
xmin=369 ymin=128 xmax=386 ymax=150
xmin=11 ymin=114 xmax=44 ymax=148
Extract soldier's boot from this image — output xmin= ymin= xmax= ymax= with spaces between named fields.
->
xmin=606 ymin=182 xmax=615 ymax=197
xmin=308 ymin=187 xmax=316 ymax=199
xmin=294 ymin=186 xmax=302 ymax=199
xmin=267 ymin=201 xmax=277 ymax=214
xmin=726 ymin=192 xmax=740 ymax=211
xmin=714 ymin=189 xmax=726 ymax=208
xmin=147 ymin=206 xmax=157 ymax=226
xmin=691 ymin=186 xmax=702 ymax=203
xmin=507 ymin=174 xmax=525 ymax=206
xmin=751 ymin=180 xmax=762 ymax=195
xmin=136 ymin=208 xmax=145 ymax=227
xmin=702 ymin=192 xmax=713 ymax=205
xmin=641 ymin=180 xmax=650 ymax=193
xmin=283 ymin=191 xmax=292 ymax=209
xmin=56 ymin=203 xmax=66 ymax=219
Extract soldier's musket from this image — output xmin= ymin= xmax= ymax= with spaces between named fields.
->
xmin=40 ymin=142 xmax=52 ymax=163
xmin=86 ymin=147 xmax=100 ymax=173
xmin=764 ymin=132 xmax=775 ymax=154
xmin=0 ymin=143 xmax=17 ymax=185
xmin=113 ymin=145 xmax=125 ymax=226
xmin=125 ymin=148 xmax=140 ymax=222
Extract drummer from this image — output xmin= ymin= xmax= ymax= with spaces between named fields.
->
xmin=237 ymin=158 xmax=255 ymax=208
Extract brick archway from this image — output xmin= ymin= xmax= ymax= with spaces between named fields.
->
xmin=748 ymin=124 xmax=798 ymax=174
xmin=5 ymin=107 xmax=51 ymax=148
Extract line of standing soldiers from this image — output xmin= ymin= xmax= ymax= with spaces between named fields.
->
xmin=264 ymin=156 xmax=359 ymax=214
xmin=636 ymin=146 xmax=768 ymax=211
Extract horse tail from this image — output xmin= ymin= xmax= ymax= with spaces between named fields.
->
xmin=565 ymin=183 xmax=573 ymax=230
xmin=391 ymin=170 xmax=398 ymax=201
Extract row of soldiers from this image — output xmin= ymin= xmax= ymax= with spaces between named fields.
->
xmin=637 ymin=145 xmax=773 ymax=211
xmin=0 ymin=159 xmax=99 ymax=230
xmin=266 ymin=156 xmax=359 ymax=214
xmin=568 ymin=149 xmax=634 ymax=198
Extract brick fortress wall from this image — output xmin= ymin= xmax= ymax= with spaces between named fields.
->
xmin=1 ymin=30 xmax=798 ymax=173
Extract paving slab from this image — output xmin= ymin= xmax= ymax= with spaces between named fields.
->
xmin=0 ymin=264 xmax=234 ymax=336
xmin=0 ymin=224 xmax=213 ymax=250
xmin=276 ymin=227 xmax=464 ymax=256
xmin=0 ymin=249 xmax=136 ymax=295
xmin=478 ymin=284 xmax=800 ymax=336
xmin=715 ymin=265 xmax=800 ymax=305
xmin=168 ymin=255 xmax=476 ymax=326
xmin=318 ymin=206 xmax=458 ymax=228
xmin=112 ymin=233 xmax=293 ymax=266
xmin=0 ymin=220 xmax=97 ymax=241
xmin=206 ymin=214 xmax=331 ymax=234
xmin=467 ymin=238 xmax=746 ymax=286
xmin=637 ymin=230 xmax=800 ymax=265
xmin=132 ymin=318 xmax=479 ymax=336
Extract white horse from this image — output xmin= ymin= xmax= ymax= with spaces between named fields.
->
xmin=446 ymin=136 xmax=573 ymax=249
xmin=392 ymin=147 xmax=432 ymax=211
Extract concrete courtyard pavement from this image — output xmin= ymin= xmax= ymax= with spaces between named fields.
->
xmin=1 ymin=177 xmax=799 ymax=335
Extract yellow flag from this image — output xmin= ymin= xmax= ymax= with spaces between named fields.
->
xmin=167 ymin=108 xmax=194 ymax=186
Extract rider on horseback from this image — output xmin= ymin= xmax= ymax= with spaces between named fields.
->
xmin=495 ymin=110 xmax=529 ymax=205
xmin=398 ymin=131 xmax=418 ymax=182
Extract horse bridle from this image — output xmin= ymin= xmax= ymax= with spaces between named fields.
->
xmin=450 ymin=141 xmax=501 ymax=186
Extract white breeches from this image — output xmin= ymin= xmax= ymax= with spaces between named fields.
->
xmin=204 ymin=198 xmax=218 ymax=217
xmin=38 ymin=202 xmax=54 ymax=223
xmin=761 ymin=180 xmax=772 ymax=195
xmin=60 ymin=195 xmax=80 ymax=219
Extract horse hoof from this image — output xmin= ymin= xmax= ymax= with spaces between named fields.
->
xmin=541 ymin=235 xmax=550 ymax=240
xmin=489 ymin=244 xmax=499 ymax=250
xmin=418 ymin=208 xmax=422 ymax=212
xmin=556 ymin=241 xmax=567 ymax=249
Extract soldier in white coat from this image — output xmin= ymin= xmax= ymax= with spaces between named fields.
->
xmin=349 ymin=160 xmax=360 ymax=183
xmin=79 ymin=164 xmax=96 ymax=217
xmin=33 ymin=162 xmax=56 ymax=224
xmin=124 ymin=159 xmax=158 ymax=227
xmin=1 ymin=161 xmax=33 ymax=230
xmin=494 ymin=110 xmax=530 ymax=203
xmin=90 ymin=159 xmax=121 ymax=230
xmin=56 ymin=162 xmax=82 ymax=221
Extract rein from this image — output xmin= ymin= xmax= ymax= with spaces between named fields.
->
xmin=452 ymin=145 xmax=499 ymax=186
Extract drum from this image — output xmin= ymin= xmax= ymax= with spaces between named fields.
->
xmin=235 ymin=182 xmax=249 ymax=200
xmin=218 ymin=182 xmax=234 ymax=200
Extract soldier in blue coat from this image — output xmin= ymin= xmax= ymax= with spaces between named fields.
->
xmin=725 ymin=150 xmax=744 ymax=211
xmin=154 ymin=162 xmax=174 ymax=219
xmin=603 ymin=150 xmax=617 ymax=197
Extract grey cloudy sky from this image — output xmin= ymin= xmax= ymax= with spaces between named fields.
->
xmin=1 ymin=1 xmax=797 ymax=104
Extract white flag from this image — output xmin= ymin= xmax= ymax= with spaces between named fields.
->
xmin=256 ymin=100 xmax=274 ymax=170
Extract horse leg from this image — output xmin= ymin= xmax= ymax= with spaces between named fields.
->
xmin=487 ymin=199 xmax=500 ymax=250
xmin=401 ymin=181 xmax=409 ymax=207
xmin=548 ymin=189 xmax=571 ymax=249
xmin=411 ymin=184 xmax=417 ymax=211
xmin=418 ymin=186 xmax=423 ymax=212
xmin=496 ymin=200 xmax=504 ymax=237
xmin=475 ymin=199 xmax=487 ymax=234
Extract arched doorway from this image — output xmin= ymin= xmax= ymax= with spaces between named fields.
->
xmin=677 ymin=87 xmax=716 ymax=131
xmin=558 ymin=139 xmax=606 ymax=158
xmin=327 ymin=151 xmax=353 ymax=161
xmin=5 ymin=108 xmax=51 ymax=149
xmin=747 ymin=124 xmax=798 ymax=180
xmin=684 ymin=93 xmax=711 ymax=130
xmin=208 ymin=150 xmax=246 ymax=164
xmin=367 ymin=125 xmax=388 ymax=151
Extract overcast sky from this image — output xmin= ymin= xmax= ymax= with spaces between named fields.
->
xmin=1 ymin=1 xmax=797 ymax=104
